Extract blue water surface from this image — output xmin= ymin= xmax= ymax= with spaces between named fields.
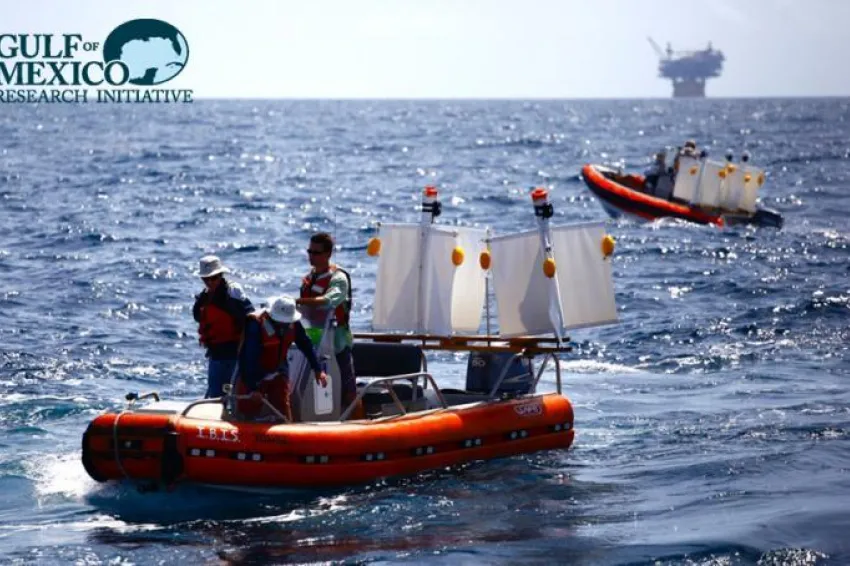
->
xmin=0 ymin=99 xmax=848 ymax=565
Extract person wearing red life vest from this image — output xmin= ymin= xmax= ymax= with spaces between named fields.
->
xmin=236 ymin=295 xmax=328 ymax=421
xmin=295 ymin=233 xmax=357 ymax=415
xmin=192 ymin=255 xmax=254 ymax=398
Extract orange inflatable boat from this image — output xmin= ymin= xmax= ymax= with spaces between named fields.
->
xmin=82 ymin=343 xmax=574 ymax=490
xmin=82 ymin=186 xmax=618 ymax=491
xmin=581 ymin=164 xmax=783 ymax=228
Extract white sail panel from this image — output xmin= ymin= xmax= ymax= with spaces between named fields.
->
xmin=673 ymin=156 xmax=701 ymax=202
xmin=448 ymin=227 xmax=488 ymax=332
xmin=694 ymin=160 xmax=725 ymax=208
xmin=419 ymin=227 xmax=457 ymax=335
xmin=371 ymin=224 xmax=421 ymax=332
xmin=489 ymin=222 xmax=618 ymax=336
xmin=551 ymin=222 xmax=618 ymax=330
xmin=720 ymin=165 xmax=746 ymax=211
xmin=740 ymin=166 xmax=764 ymax=213
xmin=489 ymin=230 xmax=553 ymax=336
xmin=371 ymin=224 xmax=487 ymax=335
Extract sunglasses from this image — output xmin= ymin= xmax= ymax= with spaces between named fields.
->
xmin=202 ymin=274 xmax=221 ymax=282
xmin=307 ymin=248 xmax=328 ymax=255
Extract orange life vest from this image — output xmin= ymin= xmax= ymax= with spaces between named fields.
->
xmin=299 ymin=265 xmax=351 ymax=327
xmin=198 ymin=303 xmax=242 ymax=347
xmin=252 ymin=312 xmax=296 ymax=374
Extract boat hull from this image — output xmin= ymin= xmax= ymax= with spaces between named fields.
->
xmin=82 ymin=393 xmax=574 ymax=488
xmin=581 ymin=164 xmax=783 ymax=229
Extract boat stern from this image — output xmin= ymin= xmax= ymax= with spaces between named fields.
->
xmin=82 ymin=410 xmax=184 ymax=484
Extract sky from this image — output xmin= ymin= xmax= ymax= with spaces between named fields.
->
xmin=4 ymin=0 xmax=850 ymax=98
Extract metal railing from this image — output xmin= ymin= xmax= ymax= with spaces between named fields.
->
xmin=487 ymin=353 xmax=529 ymax=398
xmin=531 ymin=352 xmax=562 ymax=395
xmin=117 ymin=349 xmax=564 ymax=425
xmin=124 ymin=391 xmax=160 ymax=409
xmin=482 ymin=351 xmax=563 ymax=398
xmin=340 ymin=372 xmax=448 ymax=421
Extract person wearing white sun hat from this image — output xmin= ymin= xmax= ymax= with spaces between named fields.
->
xmin=192 ymin=255 xmax=254 ymax=398
xmin=235 ymin=295 xmax=328 ymax=421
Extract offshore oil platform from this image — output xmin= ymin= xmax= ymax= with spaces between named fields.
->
xmin=648 ymin=37 xmax=725 ymax=98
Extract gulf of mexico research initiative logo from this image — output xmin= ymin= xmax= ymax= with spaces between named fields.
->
xmin=102 ymin=19 xmax=189 ymax=86
xmin=0 ymin=18 xmax=193 ymax=104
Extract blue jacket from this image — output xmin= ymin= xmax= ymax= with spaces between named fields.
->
xmin=239 ymin=318 xmax=322 ymax=392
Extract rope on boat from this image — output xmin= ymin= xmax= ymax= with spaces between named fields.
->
xmin=112 ymin=410 xmax=133 ymax=482
xmin=108 ymin=392 xmax=166 ymax=493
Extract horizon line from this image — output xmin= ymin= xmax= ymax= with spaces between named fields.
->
xmin=185 ymin=94 xmax=850 ymax=101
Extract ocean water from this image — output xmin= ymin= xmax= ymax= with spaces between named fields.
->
xmin=0 ymin=98 xmax=848 ymax=565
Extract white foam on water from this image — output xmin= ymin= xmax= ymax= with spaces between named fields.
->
xmin=0 ymin=392 xmax=31 ymax=403
xmin=172 ymin=492 xmax=357 ymax=528
xmin=0 ymin=514 xmax=162 ymax=538
xmin=24 ymin=452 xmax=97 ymax=503
xmin=557 ymin=359 xmax=644 ymax=375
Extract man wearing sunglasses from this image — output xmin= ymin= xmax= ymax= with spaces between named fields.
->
xmin=295 ymin=232 xmax=357 ymax=416
xmin=192 ymin=255 xmax=254 ymax=398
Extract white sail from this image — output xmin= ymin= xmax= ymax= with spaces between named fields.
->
xmin=488 ymin=229 xmax=550 ymax=336
xmin=693 ymin=160 xmax=725 ymax=208
xmin=672 ymin=155 xmax=701 ymax=202
xmin=709 ymin=163 xmax=764 ymax=213
xmin=489 ymin=221 xmax=617 ymax=336
xmin=371 ymin=223 xmax=487 ymax=335
xmin=550 ymin=223 xmax=618 ymax=330
xmin=372 ymin=224 xmax=421 ymax=332
xmin=450 ymin=227 xmax=489 ymax=332
xmin=740 ymin=166 xmax=764 ymax=213
xmin=720 ymin=164 xmax=746 ymax=211
xmin=419 ymin=226 xmax=455 ymax=335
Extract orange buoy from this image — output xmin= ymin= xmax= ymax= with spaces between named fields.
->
xmin=601 ymin=234 xmax=615 ymax=258
xmin=366 ymin=237 xmax=381 ymax=257
xmin=531 ymin=187 xmax=548 ymax=202
xmin=479 ymin=250 xmax=491 ymax=270
xmin=452 ymin=246 xmax=465 ymax=266
xmin=543 ymin=257 xmax=556 ymax=278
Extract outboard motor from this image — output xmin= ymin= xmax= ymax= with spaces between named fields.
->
xmin=753 ymin=207 xmax=784 ymax=229
xmin=465 ymin=352 xmax=534 ymax=398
